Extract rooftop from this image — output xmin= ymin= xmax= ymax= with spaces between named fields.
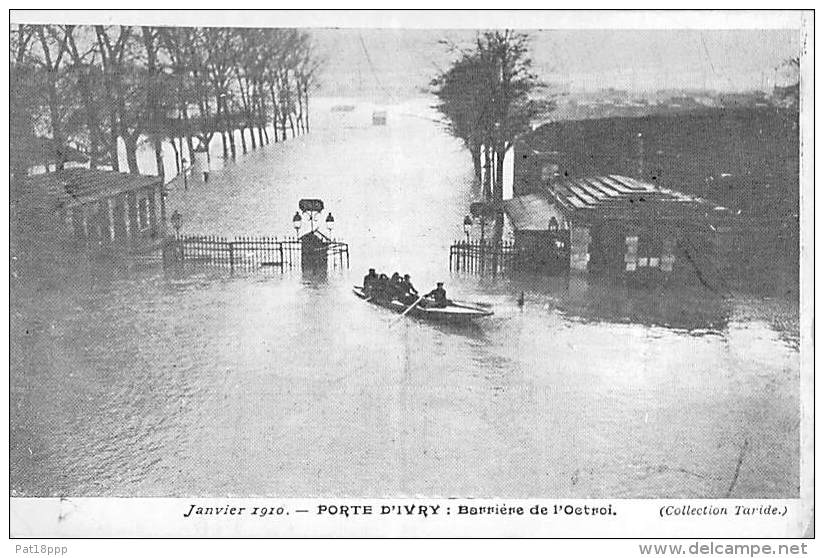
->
xmin=504 ymin=175 xmax=730 ymax=228
xmin=502 ymin=194 xmax=560 ymax=231
xmin=547 ymin=174 xmax=726 ymax=218
xmin=20 ymin=169 xmax=162 ymax=209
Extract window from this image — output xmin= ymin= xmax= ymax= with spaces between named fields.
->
xmin=137 ymin=195 xmax=150 ymax=231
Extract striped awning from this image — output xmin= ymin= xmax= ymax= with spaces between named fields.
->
xmin=546 ymin=175 xmax=722 ymax=220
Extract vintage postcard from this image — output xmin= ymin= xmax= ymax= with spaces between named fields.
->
xmin=7 ymin=9 xmax=813 ymax=541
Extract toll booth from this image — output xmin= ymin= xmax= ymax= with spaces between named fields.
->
xmin=300 ymin=229 xmax=331 ymax=275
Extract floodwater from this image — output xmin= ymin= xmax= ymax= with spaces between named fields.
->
xmin=10 ymin=98 xmax=800 ymax=498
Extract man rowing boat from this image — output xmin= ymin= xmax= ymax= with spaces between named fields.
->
xmin=354 ymin=277 xmax=492 ymax=321
xmin=423 ymin=282 xmax=448 ymax=308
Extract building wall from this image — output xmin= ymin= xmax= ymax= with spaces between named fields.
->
xmin=65 ymin=183 xmax=164 ymax=253
xmin=513 ymin=229 xmax=570 ymax=273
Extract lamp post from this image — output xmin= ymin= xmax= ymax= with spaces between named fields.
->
xmin=325 ymin=212 xmax=335 ymax=234
xmin=463 ymin=215 xmax=472 ymax=242
xmin=292 ymin=211 xmax=302 ymax=237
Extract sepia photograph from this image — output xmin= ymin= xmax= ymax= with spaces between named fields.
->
xmin=8 ymin=9 xmax=812 ymax=539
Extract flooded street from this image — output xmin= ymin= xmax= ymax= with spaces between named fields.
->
xmin=10 ymin=98 xmax=799 ymax=498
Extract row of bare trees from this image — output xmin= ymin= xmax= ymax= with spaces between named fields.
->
xmin=11 ymin=24 xmax=321 ymax=182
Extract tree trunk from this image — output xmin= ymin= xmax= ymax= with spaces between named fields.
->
xmin=228 ymin=127 xmax=237 ymax=159
xmin=494 ymin=143 xmax=506 ymax=202
xmin=269 ymin=85 xmax=279 ymax=143
xmin=109 ymin=112 xmax=120 ymax=172
xmin=154 ymin=139 xmax=165 ymax=182
xmin=223 ymin=99 xmax=236 ymax=160
xmin=239 ymin=124 xmax=248 ymax=154
xmin=296 ymin=87 xmax=305 ymax=134
xmin=470 ymin=141 xmax=482 ymax=185
xmin=257 ymin=97 xmax=266 ymax=145
xmin=142 ymin=27 xmax=163 ymax=181
xmin=171 ymin=138 xmax=180 ymax=174
xmin=124 ymin=134 xmax=139 ymax=175
xmin=288 ymin=112 xmax=296 ymax=138
xmin=304 ymin=88 xmax=310 ymax=133
xmin=182 ymin=106 xmax=195 ymax=164
xmin=483 ymin=144 xmax=493 ymax=201
xmin=45 ymin=79 xmax=65 ymax=171
xmin=75 ymin=71 xmax=100 ymax=169
xmin=87 ymin=117 xmax=100 ymax=170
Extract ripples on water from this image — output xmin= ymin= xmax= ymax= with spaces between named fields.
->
xmin=10 ymin=98 xmax=800 ymax=498
xmin=10 ymin=266 xmax=800 ymax=498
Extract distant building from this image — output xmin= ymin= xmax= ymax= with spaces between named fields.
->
xmin=717 ymin=91 xmax=769 ymax=109
xmin=372 ymin=111 xmax=387 ymax=125
xmin=773 ymin=83 xmax=799 ymax=109
xmin=14 ymin=168 xmax=167 ymax=255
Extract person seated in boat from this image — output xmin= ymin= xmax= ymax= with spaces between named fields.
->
xmin=424 ymin=282 xmax=449 ymax=308
xmin=399 ymin=274 xmax=419 ymax=304
xmin=374 ymin=273 xmax=391 ymax=300
xmin=389 ymin=272 xmax=405 ymax=300
xmin=363 ymin=268 xmax=378 ymax=292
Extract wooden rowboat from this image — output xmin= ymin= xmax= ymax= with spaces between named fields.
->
xmin=353 ymin=286 xmax=493 ymax=322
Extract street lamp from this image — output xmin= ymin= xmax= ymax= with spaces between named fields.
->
xmin=325 ymin=212 xmax=335 ymax=233
xmin=469 ymin=202 xmax=492 ymax=244
xmin=463 ymin=215 xmax=472 ymax=242
xmin=292 ymin=211 xmax=302 ymax=236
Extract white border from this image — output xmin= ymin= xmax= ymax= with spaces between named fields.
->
xmin=5 ymin=7 xmax=815 ymax=544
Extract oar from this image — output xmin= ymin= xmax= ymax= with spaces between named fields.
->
xmin=356 ymin=285 xmax=373 ymax=302
xmin=388 ymin=294 xmax=425 ymax=328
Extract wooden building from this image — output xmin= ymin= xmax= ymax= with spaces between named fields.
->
xmin=15 ymin=168 xmax=167 ymax=254
xmin=501 ymin=194 xmax=570 ymax=273
xmin=503 ymin=175 xmax=732 ymax=279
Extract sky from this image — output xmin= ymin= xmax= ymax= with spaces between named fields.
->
xmin=310 ymin=28 xmax=801 ymax=99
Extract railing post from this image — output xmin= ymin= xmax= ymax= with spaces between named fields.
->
xmin=229 ymin=241 xmax=235 ymax=270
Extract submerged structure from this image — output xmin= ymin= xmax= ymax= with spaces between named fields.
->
xmin=13 ymin=168 xmax=167 ymax=256
xmin=503 ymin=174 xmax=731 ymax=279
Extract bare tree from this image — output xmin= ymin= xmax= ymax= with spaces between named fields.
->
xmin=10 ymin=24 xmax=37 ymax=180
xmin=64 ymin=25 xmax=104 ymax=170
xmin=95 ymin=25 xmax=132 ymax=172
xmin=34 ymin=25 xmax=70 ymax=171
